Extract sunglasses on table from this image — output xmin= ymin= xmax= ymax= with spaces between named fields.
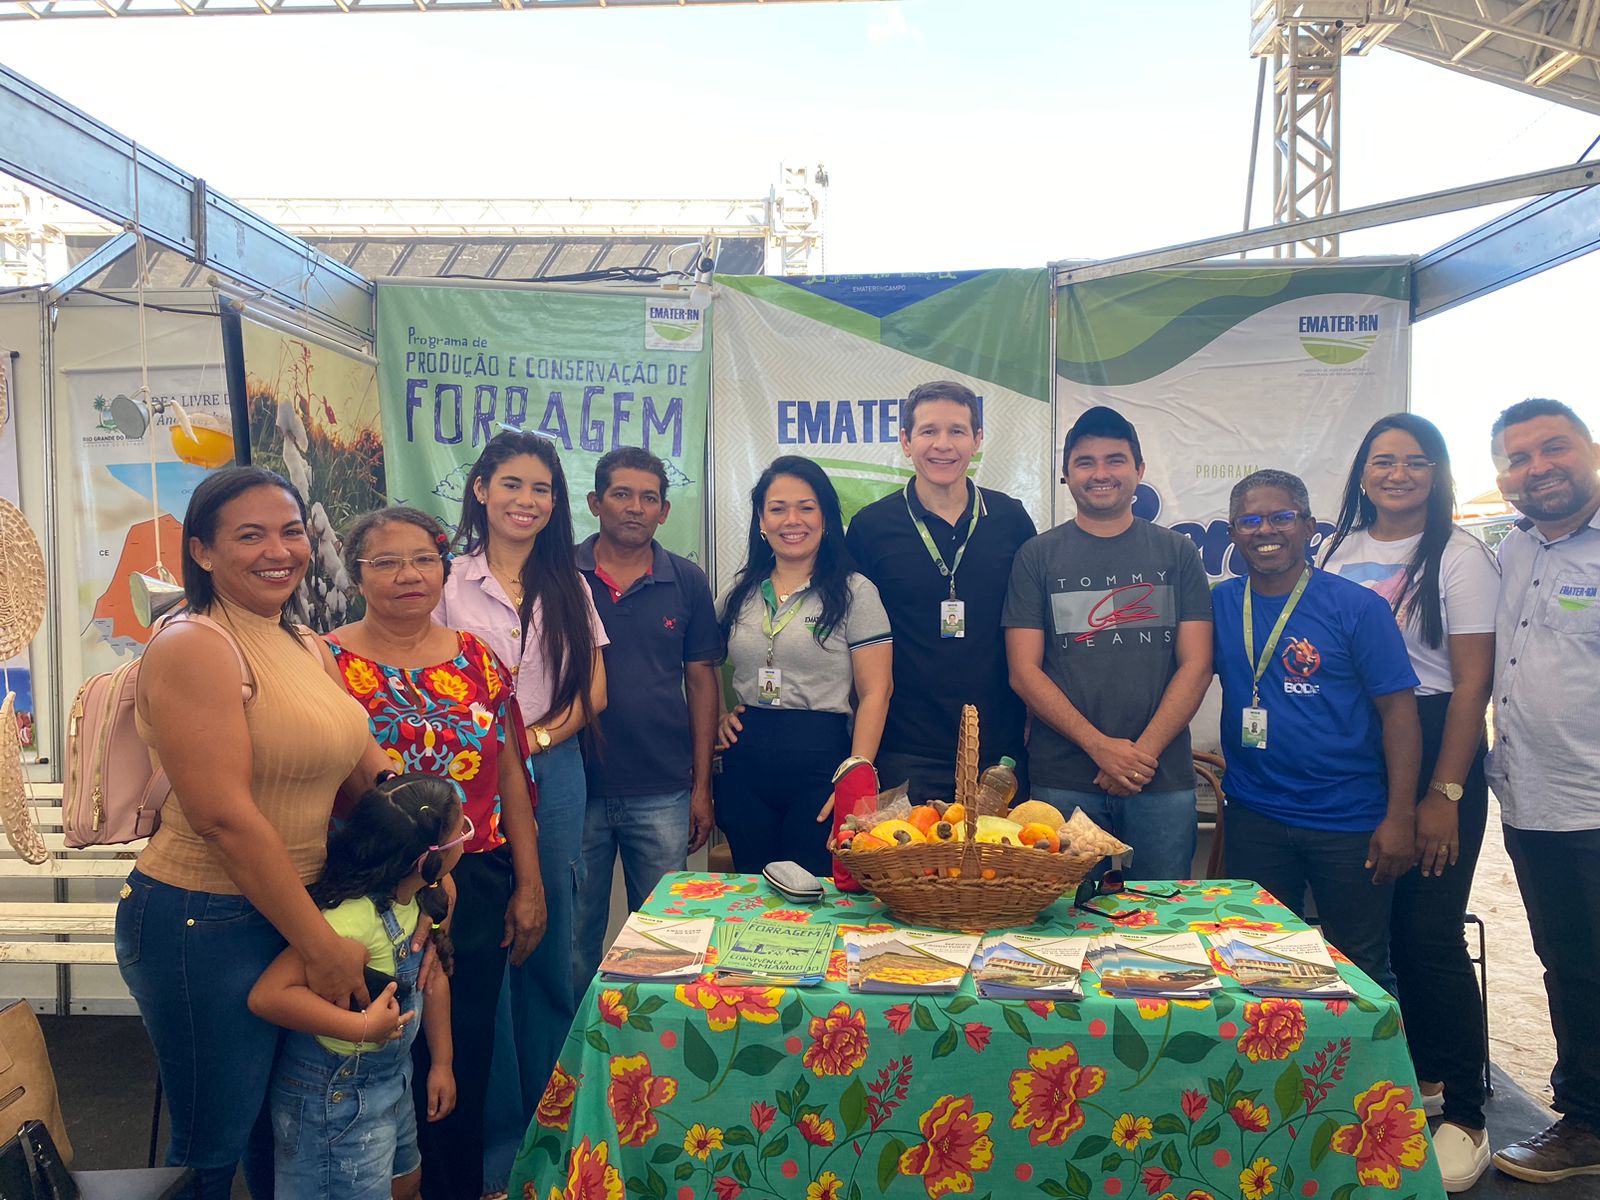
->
xmin=1073 ymin=870 xmax=1181 ymax=919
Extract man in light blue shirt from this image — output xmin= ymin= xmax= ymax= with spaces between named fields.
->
xmin=1485 ymin=398 xmax=1600 ymax=1185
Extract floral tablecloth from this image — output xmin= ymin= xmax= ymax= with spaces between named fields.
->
xmin=510 ymin=875 xmax=1445 ymax=1200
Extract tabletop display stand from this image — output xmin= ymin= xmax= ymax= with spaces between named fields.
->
xmin=510 ymin=875 xmax=1447 ymax=1200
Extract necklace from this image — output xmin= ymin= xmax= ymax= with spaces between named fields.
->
xmin=493 ymin=569 xmax=525 ymax=607
xmin=771 ymin=572 xmax=809 ymax=606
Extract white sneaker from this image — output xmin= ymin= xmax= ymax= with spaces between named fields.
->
xmin=1420 ymin=1087 xmax=1444 ymax=1118
xmin=1434 ymin=1122 xmax=1491 ymax=1193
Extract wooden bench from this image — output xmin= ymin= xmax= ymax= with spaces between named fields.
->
xmin=0 ymin=782 xmax=145 ymax=976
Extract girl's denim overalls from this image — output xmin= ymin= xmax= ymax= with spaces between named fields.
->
xmin=270 ymin=902 xmax=424 ymax=1199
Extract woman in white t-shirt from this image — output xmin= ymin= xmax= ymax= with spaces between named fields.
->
xmin=1322 ymin=412 xmax=1499 ymax=1193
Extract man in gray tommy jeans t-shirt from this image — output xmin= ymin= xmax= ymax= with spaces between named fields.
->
xmin=1003 ymin=406 xmax=1213 ymax=879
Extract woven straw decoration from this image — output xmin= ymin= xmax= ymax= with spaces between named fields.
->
xmin=0 ymin=691 xmax=46 ymax=864
xmin=954 ymin=703 xmax=979 ymax=813
xmin=0 ymin=497 xmax=46 ymax=661
xmin=0 ymin=493 xmax=49 ymax=864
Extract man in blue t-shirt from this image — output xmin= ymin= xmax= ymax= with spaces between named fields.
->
xmin=1212 ymin=469 xmax=1421 ymax=992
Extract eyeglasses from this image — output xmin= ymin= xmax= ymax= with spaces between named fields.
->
xmin=1230 ymin=510 xmax=1306 ymax=533
xmin=357 ymin=553 xmax=446 ymax=575
xmin=415 ymin=812 xmax=475 ymax=870
xmin=1365 ymin=456 xmax=1436 ymax=474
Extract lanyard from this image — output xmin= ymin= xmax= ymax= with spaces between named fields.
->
xmin=759 ymin=577 xmax=809 ymax=667
xmin=1243 ymin=567 xmax=1311 ymax=708
xmin=904 ymin=481 xmax=985 ymax=599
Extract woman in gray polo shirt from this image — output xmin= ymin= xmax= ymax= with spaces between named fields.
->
xmin=715 ymin=455 xmax=893 ymax=875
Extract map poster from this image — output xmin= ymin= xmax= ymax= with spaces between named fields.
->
xmin=240 ymin=318 xmax=383 ymax=632
xmin=375 ymin=282 xmax=711 ymax=562
xmin=63 ymin=363 xmax=230 ymax=677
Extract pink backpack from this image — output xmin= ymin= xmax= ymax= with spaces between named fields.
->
xmin=63 ymin=613 xmax=254 ymax=849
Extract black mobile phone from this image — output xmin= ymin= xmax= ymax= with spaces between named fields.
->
xmin=363 ymin=964 xmax=399 ymax=999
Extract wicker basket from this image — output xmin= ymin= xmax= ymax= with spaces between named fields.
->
xmin=833 ymin=705 xmax=1105 ymax=931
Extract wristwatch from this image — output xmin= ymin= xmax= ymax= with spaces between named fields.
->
xmin=530 ymin=726 xmax=553 ymax=754
xmin=1428 ymin=781 xmax=1464 ymax=802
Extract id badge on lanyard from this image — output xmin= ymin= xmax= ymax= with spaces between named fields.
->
xmin=907 ymin=483 xmax=983 ymax=640
xmin=940 ymin=599 xmax=966 ymax=639
xmin=759 ymin=579 xmax=807 ymax=708
xmin=1241 ymin=568 xmax=1310 ymax=752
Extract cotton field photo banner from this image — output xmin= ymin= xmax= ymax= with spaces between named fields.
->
xmin=237 ymin=315 xmax=383 ymax=631
xmin=376 ymin=282 xmax=711 ymax=563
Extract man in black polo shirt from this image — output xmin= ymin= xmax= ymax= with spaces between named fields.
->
xmin=845 ymin=379 xmax=1038 ymax=799
xmin=575 ymin=447 xmax=722 ymax=985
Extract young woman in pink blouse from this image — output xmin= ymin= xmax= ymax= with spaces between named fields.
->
xmin=433 ymin=430 xmax=607 ymax=1188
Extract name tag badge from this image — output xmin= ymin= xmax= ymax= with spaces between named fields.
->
xmin=940 ymin=599 xmax=966 ymax=639
xmin=757 ymin=667 xmax=782 ymax=707
xmin=1242 ymin=706 xmax=1268 ymax=750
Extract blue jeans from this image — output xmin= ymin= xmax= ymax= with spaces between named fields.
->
xmin=483 ymin=737 xmax=585 ymax=1189
xmin=1033 ymin=785 xmax=1198 ymax=882
xmin=574 ymin=788 xmax=691 ymax=986
xmin=272 ymin=904 xmax=423 ymax=1199
xmin=1224 ymin=801 xmax=1397 ymax=995
xmin=115 ymin=868 xmax=284 ymax=1200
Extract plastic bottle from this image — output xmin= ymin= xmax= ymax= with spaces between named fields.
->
xmin=973 ymin=756 xmax=1019 ymax=815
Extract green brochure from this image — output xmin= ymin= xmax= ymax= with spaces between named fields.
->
xmin=713 ymin=918 xmax=837 ymax=986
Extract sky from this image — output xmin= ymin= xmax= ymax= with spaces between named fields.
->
xmin=5 ymin=0 xmax=1599 ymax=495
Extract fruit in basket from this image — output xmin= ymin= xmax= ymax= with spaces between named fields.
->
xmin=869 ymin=819 xmax=927 ymax=846
xmin=1007 ymin=799 xmax=1066 ymax=828
xmin=929 ymin=820 xmax=964 ymax=843
xmin=942 ymin=802 xmax=966 ymax=825
xmin=1018 ymin=823 xmax=1061 ymax=852
xmin=974 ymin=815 xmax=1023 ymax=845
xmin=906 ymin=805 xmax=943 ymax=836
xmin=846 ymin=831 xmax=891 ymax=852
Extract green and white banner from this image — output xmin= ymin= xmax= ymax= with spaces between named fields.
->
xmin=1056 ymin=261 xmax=1412 ymax=580
xmin=709 ymin=269 xmax=1053 ymax=594
xmin=376 ymin=283 xmax=710 ymax=561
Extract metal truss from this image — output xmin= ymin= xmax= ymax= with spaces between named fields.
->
xmin=1 ymin=63 xmax=373 ymax=337
xmin=1380 ymin=0 xmax=1600 ymax=116
xmin=767 ymin=163 xmax=827 ymax=276
xmin=1250 ymin=3 xmax=1409 ymax=257
xmin=0 ymin=0 xmax=879 ymax=20
xmin=231 ymin=196 xmax=769 ymax=239
xmin=1053 ymin=158 xmax=1599 ymax=284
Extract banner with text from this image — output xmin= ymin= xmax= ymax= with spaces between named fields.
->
xmin=1056 ymin=261 xmax=1411 ymax=582
xmin=65 ymin=362 xmax=231 ymax=671
xmin=376 ymin=283 xmax=710 ymax=562
xmin=710 ymin=269 xmax=1053 ymax=594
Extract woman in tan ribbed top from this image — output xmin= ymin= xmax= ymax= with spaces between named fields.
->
xmin=116 ymin=467 xmax=392 ymax=1200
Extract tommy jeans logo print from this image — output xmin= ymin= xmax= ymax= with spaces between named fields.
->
xmin=1049 ymin=573 xmax=1177 ymax=649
